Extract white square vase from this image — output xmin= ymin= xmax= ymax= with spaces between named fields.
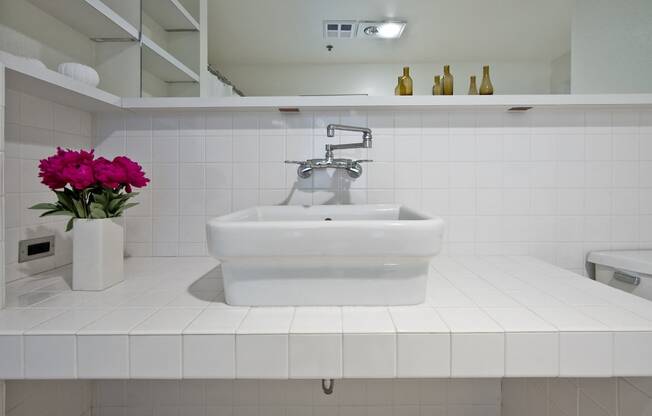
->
xmin=73 ymin=218 xmax=124 ymax=291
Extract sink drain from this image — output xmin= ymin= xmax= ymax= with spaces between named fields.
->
xmin=324 ymin=217 xmax=332 ymax=221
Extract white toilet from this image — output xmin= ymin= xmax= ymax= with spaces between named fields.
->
xmin=588 ymin=250 xmax=652 ymax=300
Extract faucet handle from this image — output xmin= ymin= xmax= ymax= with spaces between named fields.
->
xmin=284 ymin=160 xmax=305 ymax=164
xmin=354 ymin=159 xmax=374 ymax=163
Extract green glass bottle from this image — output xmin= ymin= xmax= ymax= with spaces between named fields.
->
xmin=399 ymin=67 xmax=413 ymax=96
xmin=480 ymin=65 xmax=494 ymax=95
xmin=432 ymin=75 xmax=442 ymax=95
xmin=442 ymin=65 xmax=454 ymax=95
xmin=468 ymin=75 xmax=478 ymax=95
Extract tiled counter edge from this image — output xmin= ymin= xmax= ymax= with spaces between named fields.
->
xmin=0 ymin=312 xmax=651 ymax=380
xmin=1 ymin=255 xmax=652 ymax=380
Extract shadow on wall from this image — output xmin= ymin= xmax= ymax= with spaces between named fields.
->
xmin=280 ymin=170 xmax=359 ymax=205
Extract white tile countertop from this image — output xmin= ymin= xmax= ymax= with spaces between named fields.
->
xmin=2 ymin=255 xmax=652 ymax=380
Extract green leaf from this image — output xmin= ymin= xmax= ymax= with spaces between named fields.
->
xmin=40 ymin=209 xmax=73 ymax=217
xmin=73 ymin=199 xmax=86 ymax=218
xmin=94 ymin=193 xmax=107 ymax=206
xmin=55 ymin=191 xmax=75 ymax=214
xmin=65 ymin=217 xmax=75 ymax=232
xmin=30 ymin=203 xmax=59 ymax=210
xmin=107 ymin=198 xmax=122 ymax=213
xmin=89 ymin=203 xmax=107 ymax=219
xmin=122 ymin=202 xmax=138 ymax=210
xmin=90 ymin=208 xmax=107 ymax=219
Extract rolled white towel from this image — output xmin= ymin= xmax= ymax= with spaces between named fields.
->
xmin=22 ymin=57 xmax=48 ymax=71
xmin=0 ymin=51 xmax=48 ymax=71
xmin=57 ymin=62 xmax=100 ymax=87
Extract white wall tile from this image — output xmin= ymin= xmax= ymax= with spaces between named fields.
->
xmin=342 ymin=334 xmax=395 ymax=378
xmin=5 ymin=92 xmax=93 ymax=282
xmin=24 ymin=335 xmax=76 ymax=378
xmin=130 ymin=335 xmax=182 ymax=379
xmin=0 ymin=335 xmax=23 ymax=378
xmin=289 ymin=334 xmax=341 ymax=379
xmin=183 ymin=335 xmax=235 ymax=378
xmin=504 ymin=333 xmax=559 ymax=377
xmin=559 ymin=332 xmax=613 ymax=377
xmin=77 ymin=335 xmax=129 ymax=378
xmin=614 ymin=332 xmax=652 ymax=375
xmin=450 ymin=333 xmax=504 ymax=377
xmin=79 ymin=107 xmax=651 ymax=272
xmin=396 ymin=333 xmax=450 ymax=377
xmin=236 ymin=334 xmax=288 ymax=379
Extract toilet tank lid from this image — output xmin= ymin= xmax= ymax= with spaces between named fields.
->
xmin=588 ymin=250 xmax=652 ymax=275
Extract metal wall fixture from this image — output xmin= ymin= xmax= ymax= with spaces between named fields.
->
xmin=285 ymin=124 xmax=373 ymax=179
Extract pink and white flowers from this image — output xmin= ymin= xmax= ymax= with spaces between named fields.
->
xmin=31 ymin=148 xmax=150 ymax=230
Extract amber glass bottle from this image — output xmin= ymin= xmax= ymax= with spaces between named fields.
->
xmin=479 ymin=65 xmax=494 ymax=95
xmin=432 ymin=75 xmax=442 ymax=95
xmin=394 ymin=76 xmax=401 ymax=95
xmin=399 ymin=67 xmax=413 ymax=95
xmin=442 ymin=65 xmax=453 ymax=95
xmin=468 ymin=76 xmax=478 ymax=95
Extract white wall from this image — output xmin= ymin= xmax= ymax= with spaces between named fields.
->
xmin=1 ymin=64 xmax=5 ymax=307
xmin=503 ymin=377 xmax=652 ymax=416
xmin=94 ymin=107 xmax=652 ymax=275
xmin=5 ymin=380 xmax=92 ymax=416
xmin=218 ymin=61 xmax=552 ymax=96
xmin=551 ymin=52 xmax=571 ymax=94
xmin=571 ymin=0 xmax=652 ymax=93
xmin=92 ymin=379 xmax=501 ymax=415
xmin=4 ymin=90 xmax=93 ymax=282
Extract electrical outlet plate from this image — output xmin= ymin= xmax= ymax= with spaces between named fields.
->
xmin=18 ymin=235 xmax=55 ymax=263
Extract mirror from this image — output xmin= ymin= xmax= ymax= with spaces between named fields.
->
xmin=206 ymin=0 xmax=652 ymax=97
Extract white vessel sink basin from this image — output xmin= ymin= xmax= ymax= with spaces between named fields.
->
xmin=206 ymin=204 xmax=444 ymax=306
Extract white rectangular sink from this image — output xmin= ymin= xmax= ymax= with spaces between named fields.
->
xmin=206 ymin=204 xmax=445 ymax=306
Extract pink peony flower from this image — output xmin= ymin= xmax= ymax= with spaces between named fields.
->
xmin=38 ymin=148 xmax=149 ymax=192
xmin=38 ymin=150 xmax=68 ymax=189
xmin=39 ymin=148 xmax=95 ymax=190
xmin=112 ymin=156 xmax=150 ymax=192
xmin=93 ymin=157 xmax=127 ymax=190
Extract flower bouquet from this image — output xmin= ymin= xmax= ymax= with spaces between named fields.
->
xmin=31 ymin=148 xmax=150 ymax=290
xmin=31 ymin=148 xmax=149 ymax=230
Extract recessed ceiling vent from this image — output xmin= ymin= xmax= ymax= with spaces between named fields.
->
xmin=323 ymin=21 xmax=357 ymax=39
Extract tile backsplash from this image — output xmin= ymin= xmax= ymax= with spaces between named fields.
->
xmin=4 ymin=94 xmax=652 ymax=278
xmin=4 ymin=90 xmax=93 ymax=282
xmin=6 ymin=380 xmax=92 ymax=416
xmin=92 ymin=378 xmax=501 ymax=416
xmin=95 ymin=108 xmax=652 ymax=274
xmin=7 ymin=377 xmax=652 ymax=415
xmin=502 ymin=377 xmax=652 ymax=416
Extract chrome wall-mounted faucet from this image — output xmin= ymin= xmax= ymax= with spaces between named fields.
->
xmin=285 ymin=124 xmax=373 ymax=179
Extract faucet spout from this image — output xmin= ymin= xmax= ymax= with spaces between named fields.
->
xmin=325 ymin=124 xmax=373 ymax=154
xmin=326 ymin=124 xmax=372 ymax=141
xmin=285 ymin=124 xmax=374 ymax=179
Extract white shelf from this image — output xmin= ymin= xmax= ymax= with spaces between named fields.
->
xmin=121 ymin=94 xmax=652 ymax=111
xmin=142 ymin=0 xmax=199 ymax=31
xmin=1 ymin=52 xmax=122 ymax=112
xmin=26 ymin=0 xmax=139 ymax=40
xmin=141 ymin=36 xmax=200 ymax=83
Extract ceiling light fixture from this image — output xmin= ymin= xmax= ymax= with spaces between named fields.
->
xmin=358 ymin=21 xmax=406 ymax=39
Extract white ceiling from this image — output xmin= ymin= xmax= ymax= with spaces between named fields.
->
xmin=207 ymin=0 xmax=573 ymax=65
